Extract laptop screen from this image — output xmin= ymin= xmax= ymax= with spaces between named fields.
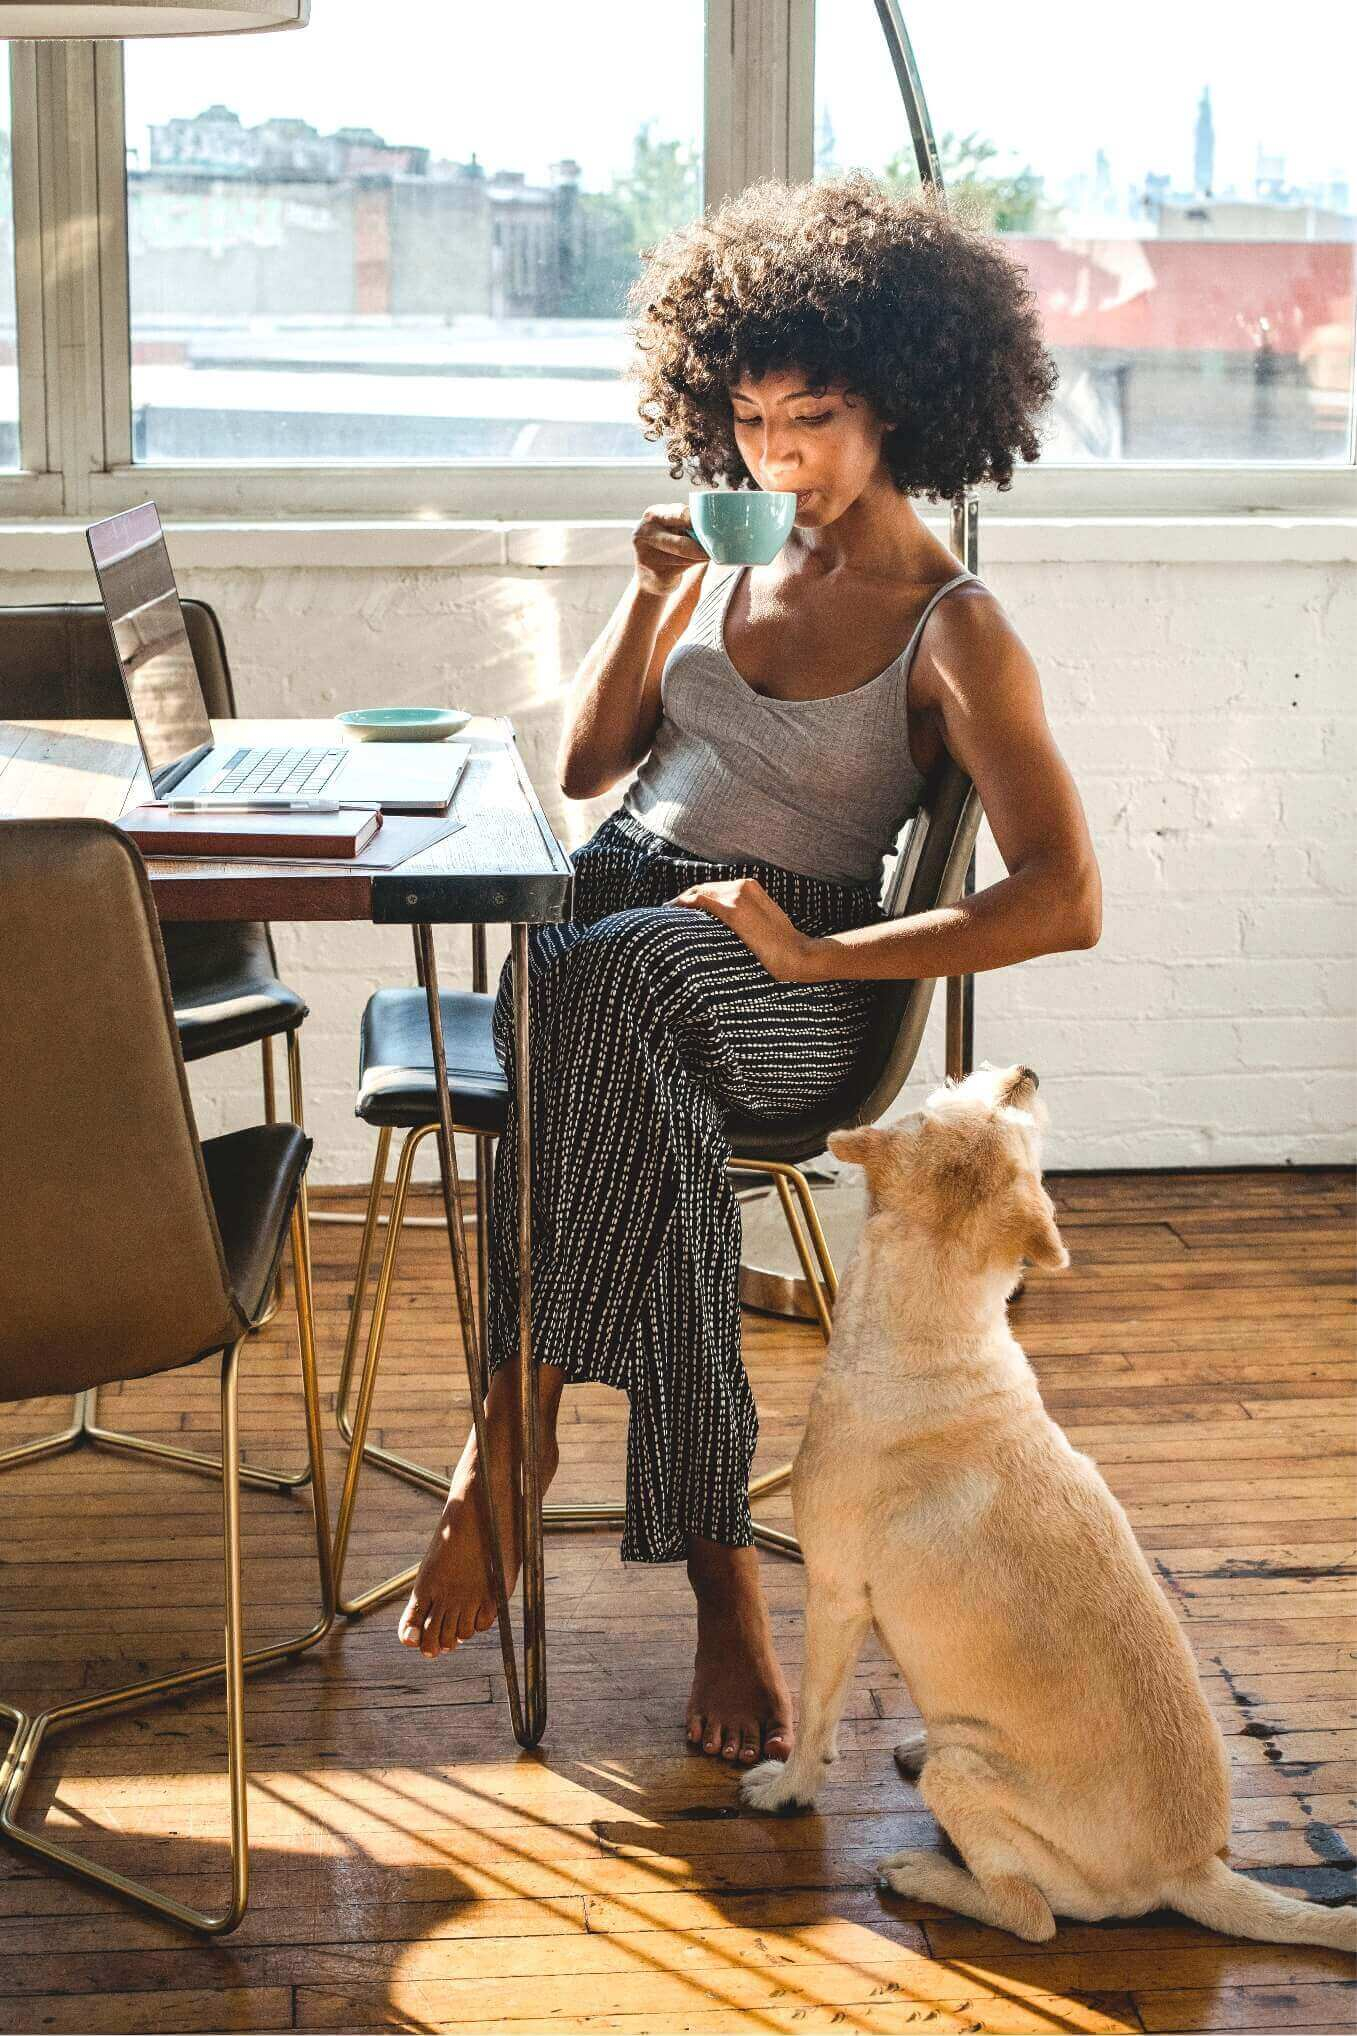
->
xmin=86 ymin=502 xmax=213 ymax=783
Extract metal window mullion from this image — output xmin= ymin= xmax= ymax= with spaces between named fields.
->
xmin=8 ymin=41 xmax=49 ymax=479
xmin=708 ymin=0 xmax=812 ymax=204
xmin=34 ymin=39 xmax=108 ymax=515
xmin=786 ymin=0 xmax=814 ymax=184
xmin=703 ymin=0 xmax=734 ymax=207
xmin=94 ymin=39 xmax=131 ymax=470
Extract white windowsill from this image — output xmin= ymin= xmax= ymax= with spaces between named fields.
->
xmin=0 ymin=514 xmax=1353 ymax=573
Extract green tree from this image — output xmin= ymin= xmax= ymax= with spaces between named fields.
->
xmin=880 ymin=128 xmax=1052 ymax=233
xmin=614 ymin=120 xmax=700 ymax=253
xmin=563 ymin=122 xmax=700 ymax=318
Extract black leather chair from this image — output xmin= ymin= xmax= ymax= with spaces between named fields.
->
xmin=328 ymin=757 xmax=982 ymax=1605
xmin=0 ymin=601 xmax=311 ymax=1492
xmin=0 ymin=818 xmax=333 ymax=1935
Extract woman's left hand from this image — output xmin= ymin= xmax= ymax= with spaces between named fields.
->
xmin=672 ymin=877 xmax=821 ymax=983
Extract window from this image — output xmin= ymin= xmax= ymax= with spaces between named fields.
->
xmin=815 ymin=0 xmax=1356 ymax=464
xmin=121 ymin=0 xmax=704 ymax=463
xmin=2 ymin=6 xmax=1349 ymax=520
xmin=0 ymin=49 xmax=18 ymax=470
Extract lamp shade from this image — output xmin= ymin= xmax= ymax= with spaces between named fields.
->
xmin=0 ymin=0 xmax=307 ymax=33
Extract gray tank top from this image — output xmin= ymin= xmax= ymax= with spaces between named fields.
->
xmin=621 ymin=561 xmax=978 ymax=885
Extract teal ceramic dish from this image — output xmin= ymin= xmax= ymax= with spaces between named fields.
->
xmin=336 ymin=707 xmax=470 ymax=743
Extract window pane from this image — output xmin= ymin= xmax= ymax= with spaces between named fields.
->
xmin=815 ymin=1 xmax=1355 ymax=463
xmin=123 ymin=1 xmax=703 ymax=463
xmin=0 ymin=50 xmax=18 ymax=469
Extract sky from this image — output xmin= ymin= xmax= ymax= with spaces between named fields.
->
xmin=817 ymin=0 xmax=1357 ymax=197
xmin=112 ymin=0 xmax=1356 ymax=201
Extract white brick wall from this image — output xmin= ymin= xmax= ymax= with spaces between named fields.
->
xmin=3 ymin=546 xmax=1352 ymax=1175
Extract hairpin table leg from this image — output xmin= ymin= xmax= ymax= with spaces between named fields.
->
xmin=415 ymin=921 xmax=545 ymax=1749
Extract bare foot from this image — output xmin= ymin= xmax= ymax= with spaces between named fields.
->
xmin=398 ymin=1363 xmax=563 ymax=1659
xmin=685 ymin=1540 xmax=794 ymax=1766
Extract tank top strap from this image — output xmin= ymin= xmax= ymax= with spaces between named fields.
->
xmin=700 ymin=561 xmax=743 ymax=607
xmin=902 ymin=569 xmax=976 ymax=653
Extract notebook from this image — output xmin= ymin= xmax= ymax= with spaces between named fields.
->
xmin=119 ymin=805 xmax=383 ymax=860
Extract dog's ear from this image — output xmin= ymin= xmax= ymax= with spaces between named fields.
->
xmin=827 ymin=1126 xmax=892 ymax=1170
xmin=1010 ymin=1178 xmax=1069 ymax=1271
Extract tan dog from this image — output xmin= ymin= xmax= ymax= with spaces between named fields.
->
xmin=741 ymin=1064 xmax=1355 ymax=1950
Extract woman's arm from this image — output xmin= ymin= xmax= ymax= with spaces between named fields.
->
xmin=801 ymin=591 xmax=1102 ymax=981
xmin=557 ymin=507 xmax=708 ymax=800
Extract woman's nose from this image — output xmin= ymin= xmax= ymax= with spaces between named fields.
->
xmin=759 ymin=435 xmax=800 ymax=481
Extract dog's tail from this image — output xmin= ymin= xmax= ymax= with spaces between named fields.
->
xmin=1164 ymin=1857 xmax=1356 ymax=1949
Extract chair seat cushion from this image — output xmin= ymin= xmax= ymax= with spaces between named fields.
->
xmin=165 ymin=922 xmax=307 ymax=1063
xmin=201 ymin=1123 xmax=311 ymax=1326
xmin=357 ymin=989 xmax=508 ymax=1133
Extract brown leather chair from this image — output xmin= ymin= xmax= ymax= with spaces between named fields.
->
xmin=0 ymin=599 xmax=310 ymax=1490
xmin=0 ymin=818 xmax=334 ymax=1935
xmin=327 ymin=756 xmax=982 ymax=1612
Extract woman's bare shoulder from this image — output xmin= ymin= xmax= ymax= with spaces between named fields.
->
xmin=912 ymin=577 xmax=1039 ymax=713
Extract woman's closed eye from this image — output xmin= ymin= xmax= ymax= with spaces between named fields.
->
xmin=734 ymin=412 xmax=834 ymax=429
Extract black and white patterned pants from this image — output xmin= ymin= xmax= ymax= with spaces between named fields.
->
xmin=485 ymin=807 xmax=888 ymax=1563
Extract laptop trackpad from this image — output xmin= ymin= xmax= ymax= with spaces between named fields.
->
xmin=343 ymin=743 xmax=465 ymax=810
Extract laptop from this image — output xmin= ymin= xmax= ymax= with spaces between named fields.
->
xmin=86 ymin=502 xmax=468 ymax=813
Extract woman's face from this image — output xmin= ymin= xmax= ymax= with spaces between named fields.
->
xmin=728 ymin=368 xmax=889 ymax=527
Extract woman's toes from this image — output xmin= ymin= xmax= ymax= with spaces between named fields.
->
xmin=703 ymin=1719 xmax=722 ymax=1755
xmin=438 ymin=1609 xmax=463 ymax=1654
xmin=738 ymin=1730 xmax=761 ymax=1766
xmin=686 ymin=1714 xmax=705 ymax=1749
xmin=397 ymin=1594 xmax=425 ymax=1647
xmin=763 ymin=1723 xmax=793 ymax=1761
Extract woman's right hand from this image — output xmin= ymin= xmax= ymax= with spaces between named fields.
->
xmin=632 ymin=503 xmax=709 ymax=597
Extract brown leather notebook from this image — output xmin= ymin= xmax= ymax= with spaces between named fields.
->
xmin=118 ymin=806 xmax=383 ymax=859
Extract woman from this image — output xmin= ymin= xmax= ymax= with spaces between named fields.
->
xmin=398 ymin=174 xmax=1102 ymax=1768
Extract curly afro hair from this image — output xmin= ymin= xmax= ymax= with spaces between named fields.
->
xmin=626 ymin=173 xmax=1058 ymax=503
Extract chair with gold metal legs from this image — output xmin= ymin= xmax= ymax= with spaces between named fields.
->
xmin=328 ymin=758 xmax=983 ymax=1608
xmin=0 ymin=818 xmax=334 ymax=1935
xmin=0 ymin=599 xmax=311 ymax=1493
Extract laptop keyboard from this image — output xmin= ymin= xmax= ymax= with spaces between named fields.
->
xmin=205 ymin=745 xmax=346 ymax=797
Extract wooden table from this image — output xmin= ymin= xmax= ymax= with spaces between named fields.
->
xmin=0 ymin=713 xmax=574 ymax=1749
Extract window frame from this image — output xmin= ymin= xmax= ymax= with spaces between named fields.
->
xmin=2 ymin=42 xmax=60 ymax=512
xmin=0 ymin=1 xmax=1352 ymax=523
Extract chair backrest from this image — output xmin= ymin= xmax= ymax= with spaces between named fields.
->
xmin=0 ymin=819 xmax=248 ymax=1401
xmin=0 ymin=598 xmax=280 ymax=994
xmin=846 ymin=754 xmax=983 ymax=1128
xmin=0 ymin=598 xmax=237 ymax=720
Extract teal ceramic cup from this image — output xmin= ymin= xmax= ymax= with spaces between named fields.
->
xmin=689 ymin=489 xmax=797 ymax=565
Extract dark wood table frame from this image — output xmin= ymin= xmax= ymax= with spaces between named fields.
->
xmin=0 ymin=713 xmax=573 ymax=1750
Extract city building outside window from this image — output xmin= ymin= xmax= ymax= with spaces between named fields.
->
xmin=122 ymin=0 xmax=705 ymax=464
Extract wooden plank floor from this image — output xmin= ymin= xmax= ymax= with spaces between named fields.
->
xmin=0 ymin=1166 xmax=1353 ymax=2035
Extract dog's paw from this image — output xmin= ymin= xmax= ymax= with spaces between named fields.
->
xmin=739 ymin=1759 xmax=816 ymax=1816
xmin=893 ymin=1731 xmax=927 ymax=1780
xmin=875 ymin=1847 xmax=933 ymax=1897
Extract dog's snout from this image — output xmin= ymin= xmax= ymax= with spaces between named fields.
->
xmin=1017 ymin=1066 xmax=1039 ymax=1093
